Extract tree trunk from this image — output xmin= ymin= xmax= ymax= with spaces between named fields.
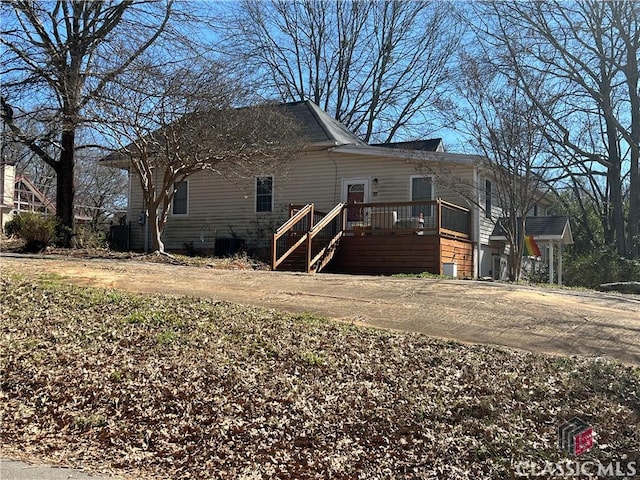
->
xmin=149 ymin=215 xmax=165 ymax=253
xmin=625 ymin=43 xmax=640 ymax=258
xmin=55 ymin=129 xmax=76 ymax=247
xmin=608 ymin=162 xmax=627 ymax=256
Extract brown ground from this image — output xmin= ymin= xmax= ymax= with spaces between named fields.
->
xmin=2 ymin=254 xmax=639 ymax=365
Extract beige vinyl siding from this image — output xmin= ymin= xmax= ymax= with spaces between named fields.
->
xmin=1 ymin=164 xmax=16 ymax=228
xmin=1 ymin=164 xmax=15 ymax=207
xmin=127 ymin=149 xmax=482 ymax=253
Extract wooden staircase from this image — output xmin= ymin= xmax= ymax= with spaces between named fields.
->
xmin=272 ymin=203 xmax=345 ymax=273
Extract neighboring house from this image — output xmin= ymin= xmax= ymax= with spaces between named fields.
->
xmin=111 ymin=100 xmax=572 ymax=280
xmin=0 ymin=160 xmax=56 ymax=230
xmin=0 ymin=160 xmax=91 ymax=231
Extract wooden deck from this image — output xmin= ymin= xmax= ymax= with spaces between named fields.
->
xmin=272 ymin=200 xmax=474 ymax=277
xmin=330 ymin=234 xmax=473 ymax=276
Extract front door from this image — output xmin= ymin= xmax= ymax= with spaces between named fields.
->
xmin=341 ymin=178 xmax=370 ymax=224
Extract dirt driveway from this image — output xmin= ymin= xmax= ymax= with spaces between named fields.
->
xmin=2 ymin=254 xmax=639 ymax=365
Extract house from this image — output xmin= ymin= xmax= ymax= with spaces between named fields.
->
xmin=490 ymin=215 xmax=574 ymax=284
xmin=1 ymin=160 xmax=57 ymax=229
xmin=113 ymin=100 xmax=571 ymax=280
xmin=0 ymin=160 xmax=91 ymax=230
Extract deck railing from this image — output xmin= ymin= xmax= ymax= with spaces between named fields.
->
xmin=343 ymin=199 xmax=470 ymax=239
xmin=440 ymin=201 xmax=471 ymax=237
xmin=272 ymin=199 xmax=471 ymax=272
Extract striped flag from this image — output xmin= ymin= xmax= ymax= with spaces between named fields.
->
xmin=524 ymin=235 xmax=541 ymax=257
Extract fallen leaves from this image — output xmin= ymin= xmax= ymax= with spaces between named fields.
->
xmin=0 ymin=272 xmax=638 ymax=479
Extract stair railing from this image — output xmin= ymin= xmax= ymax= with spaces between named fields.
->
xmin=306 ymin=203 xmax=345 ymax=273
xmin=272 ymin=203 xmax=314 ymax=270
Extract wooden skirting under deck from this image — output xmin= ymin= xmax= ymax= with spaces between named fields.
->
xmin=330 ymin=234 xmax=473 ymax=277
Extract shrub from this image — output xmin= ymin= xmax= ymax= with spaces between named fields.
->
xmin=563 ymin=247 xmax=640 ymax=288
xmin=5 ymin=212 xmax=58 ymax=252
xmin=3 ymin=216 xmax=21 ymax=238
xmin=72 ymin=225 xmax=107 ymax=249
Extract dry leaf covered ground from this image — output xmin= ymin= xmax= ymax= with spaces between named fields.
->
xmin=1 ymin=271 xmax=639 ymax=479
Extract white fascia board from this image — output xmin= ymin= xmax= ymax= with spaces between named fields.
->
xmin=490 ymin=233 xmax=573 ymax=244
xmin=329 ymin=144 xmax=486 ymax=166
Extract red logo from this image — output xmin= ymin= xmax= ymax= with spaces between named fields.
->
xmin=558 ymin=417 xmax=594 ymax=456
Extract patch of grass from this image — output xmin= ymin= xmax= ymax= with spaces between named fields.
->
xmin=1 ymin=271 xmax=638 ymax=480
xmin=109 ymin=370 xmax=124 ymax=383
xmin=106 ymin=291 xmax=125 ymax=303
xmin=156 ymin=329 xmax=178 ymax=346
xmin=72 ymin=414 xmax=107 ymax=431
xmin=37 ymin=272 xmax=67 ymax=285
xmin=125 ymin=311 xmax=146 ymax=324
xmin=299 ymin=350 xmax=327 ymax=367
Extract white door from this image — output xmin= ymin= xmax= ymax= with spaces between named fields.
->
xmin=341 ymin=178 xmax=370 ymax=225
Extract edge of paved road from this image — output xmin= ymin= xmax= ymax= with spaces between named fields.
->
xmin=0 ymin=458 xmax=117 ymax=480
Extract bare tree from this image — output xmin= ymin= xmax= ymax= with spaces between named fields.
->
xmin=96 ymin=57 xmax=303 ymax=253
xmin=0 ymin=1 xmax=175 ymax=245
xmin=74 ymin=155 xmax=127 ymax=230
xmin=224 ymin=0 xmax=460 ymax=143
xmin=432 ymin=54 xmax=552 ymax=281
xmin=474 ymin=1 xmax=640 ymax=258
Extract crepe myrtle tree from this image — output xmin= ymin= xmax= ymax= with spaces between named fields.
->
xmin=97 ymin=57 xmax=304 ymax=254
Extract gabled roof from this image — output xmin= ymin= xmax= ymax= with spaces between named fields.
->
xmin=371 ymin=138 xmax=444 ymax=152
xmin=282 ymin=100 xmax=366 ymax=147
xmin=102 ymin=99 xmax=367 ymax=169
xmin=490 ymin=216 xmax=574 ymax=245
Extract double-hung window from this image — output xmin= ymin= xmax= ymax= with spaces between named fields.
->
xmin=485 ymin=179 xmax=492 ymax=218
xmin=256 ymin=176 xmax=273 ymax=213
xmin=172 ymin=181 xmax=188 ymax=215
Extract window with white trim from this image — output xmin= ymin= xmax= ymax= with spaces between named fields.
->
xmin=172 ymin=181 xmax=188 ymax=215
xmin=256 ymin=176 xmax=273 ymax=213
xmin=485 ymin=179 xmax=492 ymax=218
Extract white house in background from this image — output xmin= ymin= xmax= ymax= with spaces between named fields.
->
xmin=0 ymin=160 xmax=93 ymax=231
xmin=108 ymin=100 xmax=572 ymax=280
xmin=490 ymin=216 xmax=574 ymax=285
xmin=0 ymin=160 xmax=57 ymax=229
